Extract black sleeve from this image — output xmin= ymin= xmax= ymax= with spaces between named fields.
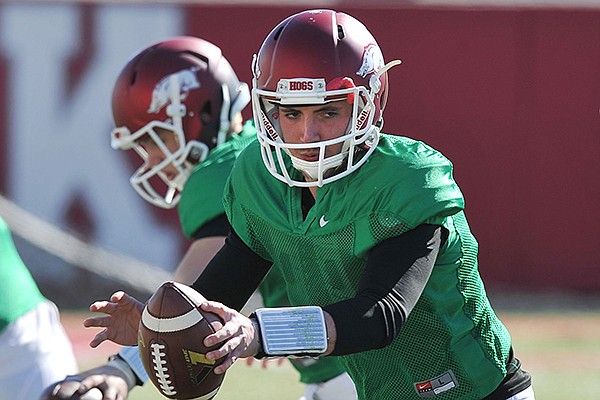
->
xmin=323 ymin=224 xmax=446 ymax=356
xmin=191 ymin=228 xmax=273 ymax=311
xmin=191 ymin=214 xmax=230 ymax=239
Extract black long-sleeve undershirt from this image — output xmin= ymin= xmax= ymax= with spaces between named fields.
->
xmin=191 ymin=223 xmax=446 ymax=355
xmin=190 ymin=213 xmax=230 ymax=240
xmin=191 ymin=228 xmax=272 ymax=310
xmin=324 ymin=224 xmax=445 ymax=355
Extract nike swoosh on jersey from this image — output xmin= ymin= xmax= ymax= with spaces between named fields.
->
xmin=319 ymin=215 xmax=329 ymax=227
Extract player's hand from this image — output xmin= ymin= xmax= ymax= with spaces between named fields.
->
xmin=201 ymin=300 xmax=260 ymax=374
xmin=84 ymin=291 xmax=145 ymax=347
xmin=39 ymin=365 xmax=130 ymax=400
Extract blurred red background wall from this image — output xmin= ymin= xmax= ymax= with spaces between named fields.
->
xmin=0 ymin=3 xmax=597 ymax=297
xmin=183 ymin=5 xmax=600 ymax=292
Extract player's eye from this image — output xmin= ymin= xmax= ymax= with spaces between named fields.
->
xmin=321 ymin=110 xmax=338 ymax=118
xmin=281 ymin=109 xmax=301 ymax=119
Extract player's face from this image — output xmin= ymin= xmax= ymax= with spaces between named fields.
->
xmin=277 ymin=101 xmax=352 ymax=163
xmin=137 ymin=128 xmax=180 ymax=179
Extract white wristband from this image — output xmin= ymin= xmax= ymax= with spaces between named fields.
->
xmin=254 ymin=306 xmax=328 ymax=358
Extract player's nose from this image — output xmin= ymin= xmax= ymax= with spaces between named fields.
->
xmin=299 ymin=118 xmax=321 ymax=143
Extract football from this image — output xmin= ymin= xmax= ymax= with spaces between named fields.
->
xmin=138 ymin=281 xmax=225 ymax=400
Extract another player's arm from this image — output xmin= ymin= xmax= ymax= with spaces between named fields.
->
xmin=173 ymin=214 xmax=230 ymax=284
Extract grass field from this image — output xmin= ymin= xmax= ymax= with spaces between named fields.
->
xmin=61 ymin=311 xmax=600 ymax=400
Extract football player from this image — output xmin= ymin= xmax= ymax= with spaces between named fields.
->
xmin=84 ymin=10 xmax=537 ymax=399
xmin=42 ymin=37 xmax=356 ymax=400
xmin=0 ymin=215 xmax=78 ymax=400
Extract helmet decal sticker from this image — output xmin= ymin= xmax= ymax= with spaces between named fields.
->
xmin=261 ymin=110 xmax=278 ymax=141
xmin=148 ymin=67 xmax=201 ymax=114
xmin=356 ymin=44 xmax=384 ymax=78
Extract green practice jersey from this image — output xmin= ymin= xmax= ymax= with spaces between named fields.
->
xmin=178 ymin=120 xmax=346 ymax=383
xmin=0 ymin=216 xmax=44 ymax=333
xmin=179 ymin=121 xmax=257 ymax=238
xmin=224 ymin=134 xmax=512 ymax=399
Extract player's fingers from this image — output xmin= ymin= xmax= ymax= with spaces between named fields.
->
xmin=205 ymin=338 xmax=233 ymax=361
xmin=200 ymin=300 xmax=236 ymax=318
xmin=88 ymin=329 xmax=109 ymax=348
xmin=80 ymin=376 xmax=128 ymax=400
xmin=89 ymin=300 xmax=117 ymax=313
xmin=212 ymin=326 xmax=258 ymax=366
xmin=202 ymin=306 xmax=239 ymax=344
xmin=110 ymin=291 xmax=126 ymax=302
xmin=213 ymin=354 xmax=238 ymax=375
xmin=206 ymin=324 xmax=248 ymax=361
xmin=46 ymin=378 xmax=81 ymax=397
xmin=81 ymin=386 xmax=117 ymax=400
xmin=41 ymin=382 xmax=67 ymax=398
xmin=78 ymin=375 xmax=104 ymax=391
xmin=83 ymin=316 xmax=111 ymax=328
xmin=204 ymin=321 xmax=244 ymax=353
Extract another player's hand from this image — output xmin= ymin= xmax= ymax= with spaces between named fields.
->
xmin=201 ymin=300 xmax=260 ymax=374
xmin=84 ymin=291 xmax=145 ymax=347
xmin=39 ymin=364 xmax=130 ymax=400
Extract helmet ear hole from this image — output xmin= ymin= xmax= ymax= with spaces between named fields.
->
xmin=199 ymin=101 xmax=212 ymax=125
xmin=199 ymin=101 xmax=221 ymax=147
xmin=199 ymin=101 xmax=219 ymax=146
xmin=129 ymin=70 xmax=138 ymax=85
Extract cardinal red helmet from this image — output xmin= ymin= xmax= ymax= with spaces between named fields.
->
xmin=252 ymin=9 xmax=401 ymax=187
xmin=111 ymin=36 xmax=250 ymax=208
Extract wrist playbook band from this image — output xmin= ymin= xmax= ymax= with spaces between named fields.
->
xmin=251 ymin=306 xmax=328 ymax=359
xmin=116 ymin=345 xmax=149 ymax=386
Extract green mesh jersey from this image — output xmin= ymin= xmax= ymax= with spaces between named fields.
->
xmin=178 ymin=121 xmax=257 ymax=238
xmin=0 ymin=216 xmax=44 ymax=333
xmin=178 ymin=121 xmax=346 ymax=383
xmin=224 ymin=134 xmax=513 ymax=400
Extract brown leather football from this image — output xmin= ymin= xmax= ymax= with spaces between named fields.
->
xmin=138 ymin=281 xmax=225 ymax=400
